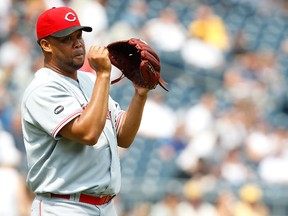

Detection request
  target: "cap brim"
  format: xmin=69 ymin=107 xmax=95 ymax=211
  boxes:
xmin=51 ymin=26 xmax=92 ymax=38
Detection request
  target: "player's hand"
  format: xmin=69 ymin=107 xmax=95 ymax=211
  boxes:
xmin=88 ymin=46 xmax=111 ymax=77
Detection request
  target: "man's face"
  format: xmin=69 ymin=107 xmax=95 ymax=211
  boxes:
xmin=46 ymin=30 xmax=86 ymax=73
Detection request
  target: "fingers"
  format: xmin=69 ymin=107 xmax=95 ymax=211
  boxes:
xmin=88 ymin=45 xmax=111 ymax=73
xmin=89 ymin=46 xmax=109 ymax=57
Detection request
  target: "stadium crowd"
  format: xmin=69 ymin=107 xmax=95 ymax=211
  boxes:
xmin=2 ymin=0 xmax=288 ymax=215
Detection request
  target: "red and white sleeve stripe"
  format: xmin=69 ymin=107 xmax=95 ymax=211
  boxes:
xmin=115 ymin=111 xmax=125 ymax=134
xmin=51 ymin=110 xmax=82 ymax=138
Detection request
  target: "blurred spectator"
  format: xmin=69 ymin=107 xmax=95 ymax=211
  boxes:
xmin=10 ymin=110 xmax=26 ymax=154
xmin=142 ymin=7 xmax=187 ymax=52
xmin=0 ymin=32 xmax=34 ymax=105
xmin=255 ymin=51 xmax=284 ymax=105
xmin=181 ymin=4 xmax=230 ymax=69
xmin=70 ymin=0 xmax=108 ymax=46
xmin=0 ymin=84 xmax=14 ymax=132
xmin=0 ymin=125 xmax=21 ymax=168
xmin=215 ymin=108 xmax=247 ymax=152
xmin=149 ymin=193 xmax=181 ymax=216
xmin=178 ymin=179 xmax=218 ymax=216
xmin=181 ymin=38 xmax=224 ymax=69
xmin=138 ymin=91 xmax=177 ymax=139
xmin=0 ymin=126 xmax=32 ymax=216
xmin=25 ymin=0 xmax=46 ymax=21
xmin=218 ymin=148 xmax=251 ymax=185
xmin=0 ymin=0 xmax=12 ymax=42
xmin=219 ymin=67 xmax=268 ymax=114
xmin=176 ymin=128 xmax=217 ymax=178
xmin=184 ymin=93 xmax=217 ymax=139
xmin=228 ymin=31 xmax=250 ymax=60
xmin=43 ymin=0 xmax=68 ymax=8
xmin=233 ymin=183 xmax=270 ymax=216
xmin=214 ymin=191 xmax=236 ymax=216
xmin=258 ymin=128 xmax=288 ymax=184
xmin=176 ymin=93 xmax=217 ymax=177
xmin=188 ymin=5 xmax=230 ymax=52
xmin=220 ymin=68 xmax=250 ymax=102
xmin=258 ymin=149 xmax=288 ymax=184
xmin=159 ymin=123 xmax=187 ymax=161
xmin=219 ymin=62 xmax=273 ymax=127
xmin=225 ymin=50 xmax=283 ymax=114
xmin=244 ymin=121 xmax=277 ymax=170
xmin=129 ymin=202 xmax=151 ymax=216
xmin=120 ymin=0 xmax=148 ymax=31
xmin=107 ymin=0 xmax=148 ymax=42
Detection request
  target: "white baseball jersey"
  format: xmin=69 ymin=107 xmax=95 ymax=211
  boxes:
xmin=21 ymin=68 xmax=125 ymax=196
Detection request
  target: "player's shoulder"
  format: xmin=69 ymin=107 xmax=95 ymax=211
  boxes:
xmin=26 ymin=68 xmax=60 ymax=86
xmin=22 ymin=68 xmax=65 ymax=102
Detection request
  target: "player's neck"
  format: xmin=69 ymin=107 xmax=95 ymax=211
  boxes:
xmin=44 ymin=63 xmax=78 ymax=80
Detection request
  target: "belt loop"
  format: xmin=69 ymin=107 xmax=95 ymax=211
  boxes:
xmin=74 ymin=193 xmax=80 ymax=202
xmin=70 ymin=194 xmax=75 ymax=201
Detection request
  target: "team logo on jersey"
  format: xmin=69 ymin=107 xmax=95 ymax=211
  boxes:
xmin=54 ymin=105 xmax=64 ymax=114
xmin=65 ymin=12 xmax=76 ymax=22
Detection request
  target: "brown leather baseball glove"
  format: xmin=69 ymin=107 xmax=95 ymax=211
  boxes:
xmin=107 ymin=38 xmax=168 ymax=91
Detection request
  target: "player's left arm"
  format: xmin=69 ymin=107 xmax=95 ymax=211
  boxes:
xmin=117 ymin=84 xmax=150 ymax=148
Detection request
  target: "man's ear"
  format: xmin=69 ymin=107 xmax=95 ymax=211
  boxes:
xmin=39 ymin=39 xmax=52 ymax=53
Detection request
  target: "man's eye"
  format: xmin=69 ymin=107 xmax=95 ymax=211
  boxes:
xmin=63 ymin=36 xmax=72 ymax=42
xmin=77 ymin=34 xmax=83 ymax=40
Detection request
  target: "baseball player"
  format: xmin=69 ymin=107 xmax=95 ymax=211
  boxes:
xmin=21 ymin=7 xmax=150 ymax=216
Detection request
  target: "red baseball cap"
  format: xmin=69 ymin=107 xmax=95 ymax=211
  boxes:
xmin=36 ymin=7 xmax=92 ymax=40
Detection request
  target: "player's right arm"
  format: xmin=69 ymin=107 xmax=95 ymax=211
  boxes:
xmin=58 ymin=46 xmax=111 ymax=146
